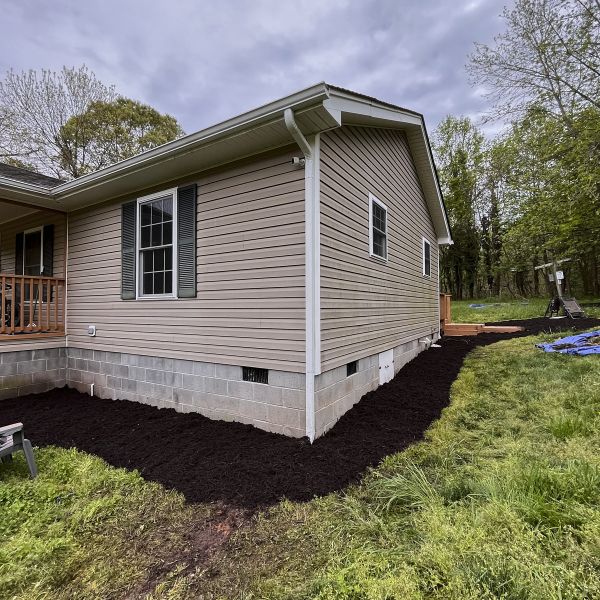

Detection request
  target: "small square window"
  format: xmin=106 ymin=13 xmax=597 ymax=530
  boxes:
xmin=347 ymin=360 xmax=358 ymax=377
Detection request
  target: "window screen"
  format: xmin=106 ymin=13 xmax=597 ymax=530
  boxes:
xmin=139 ymin=196 xmax=174 ymax=296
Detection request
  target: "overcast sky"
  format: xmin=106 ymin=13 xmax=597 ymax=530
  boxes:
xmin=1 ymin=0 xmax=511 ymax=136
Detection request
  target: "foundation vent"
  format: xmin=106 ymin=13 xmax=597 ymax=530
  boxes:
xmin=243 ymin=366 xmax=269 ymax=384
xmin=346 ymin=360 xmax=358 ymax=377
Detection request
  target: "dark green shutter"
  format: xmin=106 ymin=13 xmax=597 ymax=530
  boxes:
xmin=177 ymin=184 xmax=197 ymax=298
xmin=15 ymin=232 xmax=24 ymax=275
xmin=121 ymin=201 xmax=137 ymax=300
xmin=42 ymin=224 xmax=54 ymax=276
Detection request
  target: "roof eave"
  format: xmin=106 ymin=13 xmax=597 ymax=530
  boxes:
xmin=0 ymin=83 xmax=451 ymax=244
xmin=0 ymin=177 xmax=65 ymax=211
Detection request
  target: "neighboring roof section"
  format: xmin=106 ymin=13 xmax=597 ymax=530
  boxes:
xmin=0 ymin=162 xmax=64 ymax=188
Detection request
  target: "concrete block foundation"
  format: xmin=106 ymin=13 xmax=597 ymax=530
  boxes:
xmin=314 ymin=335 xmax=438 ymax=437
xmin=0 ymin=347 xmax=66 ymax=400
xmin=64 ymin=348 xmax=306 ymax=437
xmin=1 ymin=334 xmax=438 ymax=440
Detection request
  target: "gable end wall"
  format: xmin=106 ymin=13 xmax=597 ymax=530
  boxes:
xmin=319 ymin=125 xmax=440 ymax=373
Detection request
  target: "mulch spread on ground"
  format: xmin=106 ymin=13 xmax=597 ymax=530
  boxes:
xmin=1 ymin=317 xmax=599 ymax=509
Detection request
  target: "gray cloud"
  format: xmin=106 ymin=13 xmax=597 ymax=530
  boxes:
xmin=1 ymin=0 xmax=512 ymax=135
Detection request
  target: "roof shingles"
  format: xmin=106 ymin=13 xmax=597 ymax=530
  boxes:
xmin=0 ymin=163 xmax=64 ymax=188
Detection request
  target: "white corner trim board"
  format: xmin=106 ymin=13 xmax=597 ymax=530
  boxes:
xmin=284 ymin=108 xmax=321 ymax=442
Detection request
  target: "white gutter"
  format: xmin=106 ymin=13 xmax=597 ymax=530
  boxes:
xmin=284 ymin=108 xmax=321 ymax=442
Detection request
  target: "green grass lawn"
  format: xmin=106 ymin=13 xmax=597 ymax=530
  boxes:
xmin=450 ymin=297 xmax=600 ymax=323
xmin=2 ymin=327 xmax=600 ymax=599
xmin=202 ymin=331 xmax=600 ymax=600
xmin=0 ymin=448 xmax=212 ymax=599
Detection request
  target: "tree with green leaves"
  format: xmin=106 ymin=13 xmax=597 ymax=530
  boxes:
xmin=0 ymin=66 xmax=184 ymax=179
xmin=468 ymin=0 xmax=600 ymax=127
xmin=59 ymin=98 xmax=184 ymax=177
xmin=462 ymin=0 xmax=600 ymax=298
xmin=432 ymin=116 xmax=484 ymax=299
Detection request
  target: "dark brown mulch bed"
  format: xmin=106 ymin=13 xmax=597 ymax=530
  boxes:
xmin=1 ymin=317 xmax=598 ymax=509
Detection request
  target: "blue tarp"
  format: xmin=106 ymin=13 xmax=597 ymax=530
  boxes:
xmin=468 ymin=303 xmax=502 ymax=308
xmin=537 ymin=330 xmax=600 ymax=355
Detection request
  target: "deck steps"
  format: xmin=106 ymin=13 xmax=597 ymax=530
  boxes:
xmin=443 ymin=323 xmax=484 ymax=336
xmin=440 ymin=294 xmax=525 ymax=337
xmin=443 ymin=323 xmax=524 ymax=337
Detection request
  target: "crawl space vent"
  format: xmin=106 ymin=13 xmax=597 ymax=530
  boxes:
xmin=243 ymin=366 xmax=269 ymax=384
xmin=347 ymin=360 xmax=358 ymax=376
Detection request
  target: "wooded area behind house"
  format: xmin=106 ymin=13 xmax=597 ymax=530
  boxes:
xmin=433 ymin=0 xmax=600 ymax=299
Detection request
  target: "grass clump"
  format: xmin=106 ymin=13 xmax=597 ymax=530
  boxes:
xmin=450 ymin=297 xmax=600 ymax=323
xmin=0 ymin=447 xmax=208 ymax=600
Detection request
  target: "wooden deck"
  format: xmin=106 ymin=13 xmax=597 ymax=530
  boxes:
xmin=440 ymin=294 xmax=524 ymax=337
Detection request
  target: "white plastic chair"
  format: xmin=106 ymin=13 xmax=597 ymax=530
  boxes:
xmin=0 ymin=423 xmax=38 ymax=478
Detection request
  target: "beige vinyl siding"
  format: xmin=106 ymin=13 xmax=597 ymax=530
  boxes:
xmin=66 ymin=147 xmax=307 ymax=372
xmin=0 ymin=211 xmax=66 ymax=277
xmin=319 ymin=126 xmax=439 ymax=371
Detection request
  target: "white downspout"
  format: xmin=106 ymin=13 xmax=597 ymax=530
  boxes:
xmin=64 ymin=212 xmax=69 ymax=351
xmin=284 ymin=108 xmax=320 ymax=442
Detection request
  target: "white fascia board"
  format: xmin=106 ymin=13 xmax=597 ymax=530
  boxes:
xmin=324 ymin=95 xmax=423 ymax=127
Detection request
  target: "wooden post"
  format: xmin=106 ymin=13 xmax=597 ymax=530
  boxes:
xmin=10 ymin=276 xmax=15 ymax=334
xmin=45 ymin=279 xmax=49 ymax=331
xmin=1 ymin=276 xmax=5 ymax=335
xmin=19 ymin=277 xmax=24 ymax=333
xmin=440 ymin=293 xmax=452 ymax=330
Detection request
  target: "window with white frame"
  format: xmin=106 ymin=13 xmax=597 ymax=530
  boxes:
xmin=423 ymin=238 xmax=431 ymax=277
xmin=137 ymin=190 xmax=177 ymax=297
xmin=369 ymin=193 xmax=388 ymax=260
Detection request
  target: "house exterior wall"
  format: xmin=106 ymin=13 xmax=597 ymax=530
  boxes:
xmin=1 ymin=126 xmax=445 ymax=441
xmin=66 ymin=146 xmax=306 ymax=373
xmin=319 ymin=125 xmax=440 ymax=373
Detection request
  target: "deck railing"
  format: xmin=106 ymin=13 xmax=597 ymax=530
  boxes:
xmin=0 ymin=274 xmax=66 ymax=336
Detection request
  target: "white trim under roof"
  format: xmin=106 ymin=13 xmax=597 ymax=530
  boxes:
xmin=0 ymin=83 xmax=451 ymax=244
